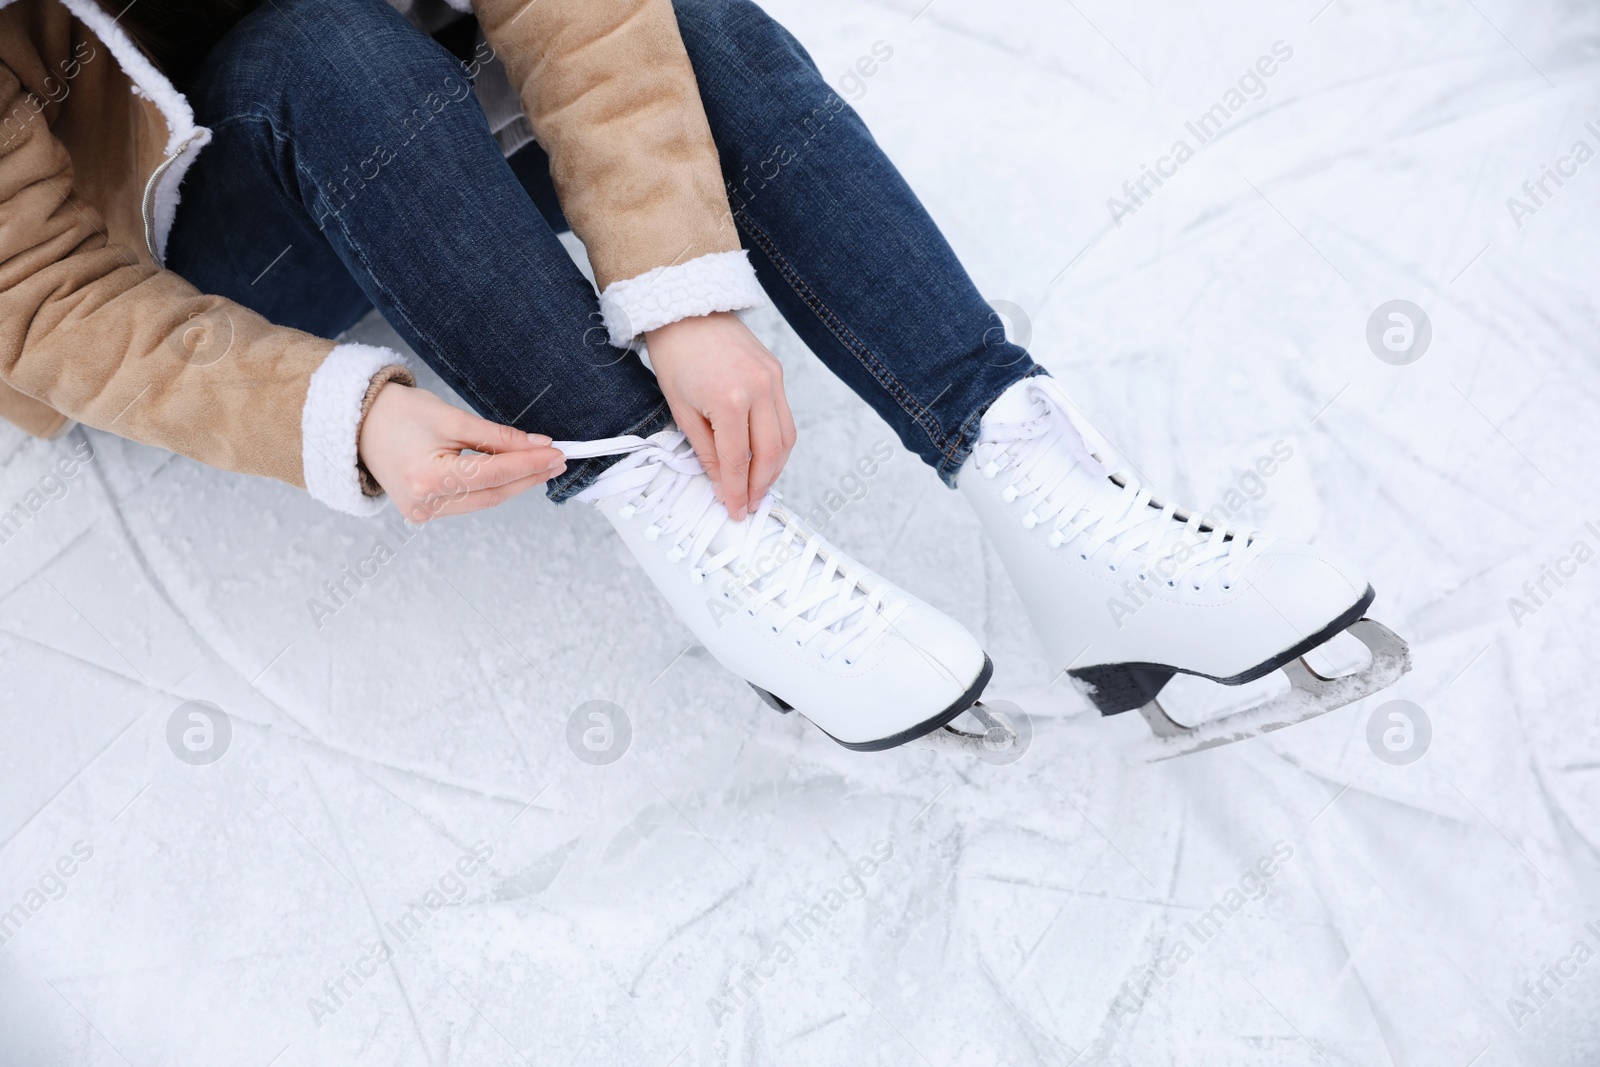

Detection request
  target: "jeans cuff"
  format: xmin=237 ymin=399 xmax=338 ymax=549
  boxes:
xmin=544 ymin=400 xmax=676 ymax=504
xmin=931 ymin=365 xmax=1048 ymax=489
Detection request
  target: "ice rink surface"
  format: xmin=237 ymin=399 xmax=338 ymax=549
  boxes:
xmin=4 ymin=0 xmax=1600 ymax=1063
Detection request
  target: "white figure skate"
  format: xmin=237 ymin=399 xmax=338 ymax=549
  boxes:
xmin=961 ymin=375 xmax=1411 ymax=760
xmin=559 ymin=430 xmax=1000 ymax=751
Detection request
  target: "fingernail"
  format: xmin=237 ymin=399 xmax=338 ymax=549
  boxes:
xmin=528 ymin=433 xmax=551 ymax=446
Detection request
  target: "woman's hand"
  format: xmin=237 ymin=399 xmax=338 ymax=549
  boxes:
xmin=358 ymin=383 xmax=567 ymax=522
xmin=644 ymin=312 xmax=797 ymax=521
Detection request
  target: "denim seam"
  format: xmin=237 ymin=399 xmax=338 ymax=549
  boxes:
xmin=679 ymin=7 xmax=970 ymax=474
xmin=940 ymin=408 xmax=986 ymax=487
xmin=733 ymin=209 xmax=963 ymax=469
xmin=942 ymin=365 xmax=1047 ymax=485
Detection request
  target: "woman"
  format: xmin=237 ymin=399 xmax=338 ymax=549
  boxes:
xmin=0 ymin=0 xmax=1401 ymax=752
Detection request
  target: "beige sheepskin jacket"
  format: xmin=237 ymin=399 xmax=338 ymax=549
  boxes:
xmin=0 ymin=0 xmax=762 ymax=513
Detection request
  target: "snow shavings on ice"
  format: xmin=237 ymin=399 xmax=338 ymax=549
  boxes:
xmin=2 ymin=1 xmax=1599 ymax=1064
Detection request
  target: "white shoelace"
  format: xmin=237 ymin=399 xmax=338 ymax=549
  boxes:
xmin=974 ymin=377 xmax=1274 ymax=591
xmin=557 ymin=430 xmax=894 ymax=663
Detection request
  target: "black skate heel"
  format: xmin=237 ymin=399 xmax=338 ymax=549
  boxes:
xmin=1067 ymin=663 xmax=1177 ymax=716
xmin=1062 ymin=587 xmax=1413 ymax=761
xmin=749 ymin=684 xmax=793 ymax=713
xmin=1069 ymin=585 xmax=1380 ymax=718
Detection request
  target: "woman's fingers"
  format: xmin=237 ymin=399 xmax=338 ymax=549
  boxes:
xmin=359 ymin=383 xmax=570 ymax=523
xmin=747 ymin=401 xmax=786 ymax=506
xmin=677 ymin=407 xmax=722 ymax=498
xmin=450 ymin=446 xmax=566 ymax=492
xmin=775 ymin=386 xmax=798 ymax=454
xmin=419 ymin=470 xmax=556 ymax=519
xmin=445 ymin=408 xmax=552 ymax=453
xmin=641 ymin=313 xmax=800 ymax=518
xmin=399 ymin=447 xmax=565 ymax=522
xmin=714 ymin=409 xmax=753 ymax=521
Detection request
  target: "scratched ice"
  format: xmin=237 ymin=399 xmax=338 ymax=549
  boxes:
xmin=2 ymin=1 xmax=1598 ymax=1064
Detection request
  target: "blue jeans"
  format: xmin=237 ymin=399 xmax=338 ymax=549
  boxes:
xmin=165 ymin=0 xmax=1039 ymax=502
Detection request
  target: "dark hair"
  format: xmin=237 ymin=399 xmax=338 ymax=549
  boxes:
xmin=96 ymin=0 xmax=264 ymax=84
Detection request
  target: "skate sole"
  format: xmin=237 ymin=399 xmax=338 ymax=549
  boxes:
xmin=1068 ymin=585 xmax=1377 ymax=716
xmin=749 ymin=655 xmax=995 ymax=752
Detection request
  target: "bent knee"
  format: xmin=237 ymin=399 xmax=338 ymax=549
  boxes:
xmin=193 ymin=0 xmax=459 ymax=119
xmin=672 ymin=0 xmax=795 ymax=59
xmin=672 ymin=0 xmax=829 ymax=102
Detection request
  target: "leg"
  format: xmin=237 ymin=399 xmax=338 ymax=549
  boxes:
xmin=668 ymin=1 xmax=1411 ymax=756
xmin=163 ymin=0 xmax=1002 ymax=754
xmin=671 ymin=0 xmax=1040 ymax=486
xmin=164 ymin=0 xmax=671 ymax=500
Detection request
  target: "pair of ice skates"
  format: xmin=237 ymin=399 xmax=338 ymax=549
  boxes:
xmin=556 ymin=375 xmax=1410 ymax=761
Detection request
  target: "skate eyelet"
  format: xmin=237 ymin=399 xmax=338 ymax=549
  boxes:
xmin=1166 ymin=579 xmax=1177 ymax=589
xmin=1137 ymin=572 xmax=1148 ymax=582
xmin=1221 ymin=582 xmax=1233 ymax=591
xmin=1107 ymin=563 xmax=1118 ymax=574
xmin=844 ymin=658 xmax=854 ymax=666
xmin=1079 ymin=552 xmax=1090 ymax=562
xmin=1190 ymin=583 xmax=1203 ymax=593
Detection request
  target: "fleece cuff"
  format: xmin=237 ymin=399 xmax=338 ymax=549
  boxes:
xmin=302 ymin=344 xmax=411 ymax=517
xmin=598 ymin=250 xmax=768 ymax=347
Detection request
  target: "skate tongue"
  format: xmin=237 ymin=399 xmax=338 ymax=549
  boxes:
xmin=978 ymin=379 xmax=1273 ymax=585
xmin=982 ymin=376 xmax=1047 ymax=426
xmin=568 ymin=429 xmax=885 ymax=653
xmin=979 ymin=376 xmax=1108 ymax=477
xmin=979 ymin=378 xmax=1062 ymax=463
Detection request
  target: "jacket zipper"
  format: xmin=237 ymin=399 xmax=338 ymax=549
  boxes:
xmin=141 ymin=132 xmax=205 ymax=263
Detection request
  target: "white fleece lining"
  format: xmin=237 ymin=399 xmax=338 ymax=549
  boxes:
xmin=439 ymin=0 xmax=473 ymax=11
xmin=48 ymin=0 xmax=201 ymax=156
xmin=302 ymin=344 xmax=410 ymax=517
xmin=9 ymin=0 xmax=401 ymax=513
xmin=599 ymin=250 xmax=768 ymax=347
xmin=149 ymin=133 xmax=213 ymax=263
xmin=32 ymin=0 xmax=214 ymax=263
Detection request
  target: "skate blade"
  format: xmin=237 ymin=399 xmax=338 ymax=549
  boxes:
xmin=915 ymin=701 xmax=1032 ymax=764
xmin=1131 ymin=619 xmax=1412 ymax=762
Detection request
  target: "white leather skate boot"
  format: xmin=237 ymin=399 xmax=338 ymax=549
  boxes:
xmin=559 ymin=429 xmax=992 ymax=751
xmin=960 ymin=375 xmax=1410 ymax=758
